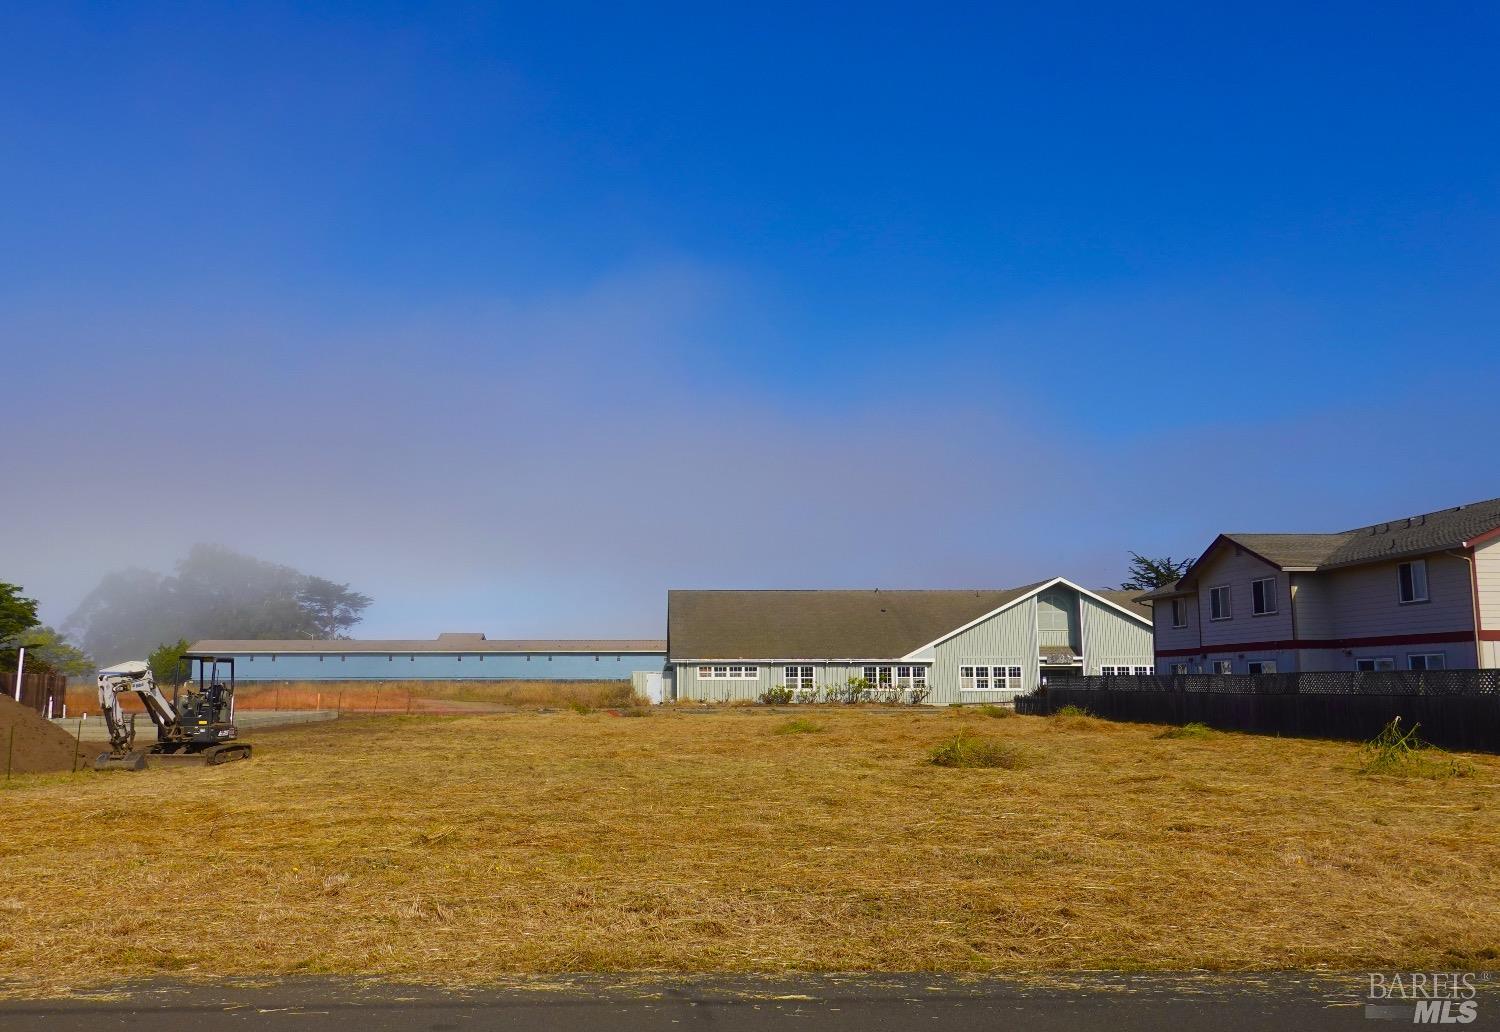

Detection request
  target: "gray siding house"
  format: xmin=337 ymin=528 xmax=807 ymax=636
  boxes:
xmin=667 ymin=578 xmax=1154 ymax=704
xmin=1141 ymin=496 xmax=1500 ymax=674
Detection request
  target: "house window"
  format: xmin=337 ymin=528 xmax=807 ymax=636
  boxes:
xmin=1100 ymin=666 xmax=1124 ymax=676
xmin=1355 ymin=657 xmax=1395 ymax=672
xmin=960 ymin=665 xmax=1021 ymax=692
xmin=862 ymin=665 xmax=894 ymax=689
xmin=1133 ymin=665 xmax=1154 ymax=675
xmin=1170 ymin=663 xmax=1189 ymax=675
xmin=1247 ymin=661 xmax=1276 ymax=675
xmin=1398 ymin=560 xmax=1429 ymax=604
xmin=1209 ymin=585 xmax=1232 ymax=621
xmin=1407 ymin=653 xmax=1446 ymax=671
xmin=895 ymin=666 xmax=927 ymax=692
xmin=1170 ymin=598 xmax=1188 ymax=628
xmin=1211 ymin=660 xmax=1234 ymax=675
xmin=699 ymin=665 xmax=758 ymax=680
xmin=784 ymin=666 xmax=814 ymax=692
xmin=1251 ymin=577 xmax=1277 ymax=616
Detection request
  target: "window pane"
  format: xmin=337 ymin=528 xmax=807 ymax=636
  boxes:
xmin=1413 ymin=561 xmax=1428 ymax=600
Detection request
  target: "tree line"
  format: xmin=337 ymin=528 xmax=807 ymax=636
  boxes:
xmin=3 ymin=544 xmax=373 ymax=678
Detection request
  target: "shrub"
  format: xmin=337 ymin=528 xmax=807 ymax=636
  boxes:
xmin=1359 ymin=717 xmax=1474 ymax=780
xmin=792 ymin=687 xmax=819 ymax=705
xmin=927 ymin=730 xmax=1029 ymax=769
xmin=907 ymin=685 xmax=932 ymax=706
xmin=774 ymin=718 xmax=825 ymax=735
xmin=567 ymin=700 xmax=594 ymax=715
xmin=759 ymin=685 xmax=795 ymax=705
xmin=976 ymin=704 xmax=1013 ymax=719
xmin=1055 ymin=704 xmax=1091 ymax=718
xmin=1157 ymin=722 xmax=1214 ymax=740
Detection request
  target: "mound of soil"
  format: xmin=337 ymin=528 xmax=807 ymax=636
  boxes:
xmin=0 ymin=695 xmax=86 ymax=774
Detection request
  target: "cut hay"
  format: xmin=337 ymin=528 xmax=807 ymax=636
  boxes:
xmin=1358 ymin=717 xmax=1475 ymax=780
xmin=928 ymin=729 xmax=1029 ymax=768
xmin=1 ymin=708 xmax=1497 ymax=993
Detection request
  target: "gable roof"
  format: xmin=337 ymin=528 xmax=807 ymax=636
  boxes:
xmin=668 ymin=580 xmax=1151 ymax=661
xmin=1156 ymin=496 xmax=1500 ymax=598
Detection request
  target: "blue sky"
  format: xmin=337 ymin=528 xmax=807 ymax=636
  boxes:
xmin=4 ymin=3 xmax=1499 ymax=639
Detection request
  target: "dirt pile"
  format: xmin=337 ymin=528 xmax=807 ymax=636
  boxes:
xmin=0 ymin=695 xmax=85 ymax=774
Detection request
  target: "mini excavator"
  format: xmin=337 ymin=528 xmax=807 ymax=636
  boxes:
xmin=93 ymin=659 xmax=252 ymax=770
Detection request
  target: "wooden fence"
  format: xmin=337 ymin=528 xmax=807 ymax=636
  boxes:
xmin=1019 ymin=672 xmax=1500 ymax=753
xmin=2 ymin=669 xmax=70 ymax=717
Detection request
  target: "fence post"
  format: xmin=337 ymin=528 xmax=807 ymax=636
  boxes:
xmin=337 ymin=689 xmax=343 ymax=714
xmin=373 ymin=687 xmax=380 ymax=714
xmin=406 ymin=687 xmax=413 ymax=715
xmin=73 ymin=716 xmax=84 ymax=774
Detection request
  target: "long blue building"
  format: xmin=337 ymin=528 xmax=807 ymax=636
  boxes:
xmin=185 ymin=633 xmax=666 ymax=682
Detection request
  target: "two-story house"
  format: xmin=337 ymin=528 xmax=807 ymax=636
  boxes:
xmin=1139 ymin=497 xmax=1500 ymax=674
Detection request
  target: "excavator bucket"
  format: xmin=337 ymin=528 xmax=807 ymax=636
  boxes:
xmin=93 ymin=751 xmax=149 ymax=772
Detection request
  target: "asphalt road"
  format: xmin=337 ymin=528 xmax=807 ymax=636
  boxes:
xmin=8 ymin=973 xmax=1490 ymax=1032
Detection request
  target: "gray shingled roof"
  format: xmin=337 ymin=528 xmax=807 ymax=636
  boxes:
xmin=668 ymin=582 xmax=1150 ymax=661
xmin=187 ymin=637 xmax=666 ymax=655
xmin=1156 ymin=496 xmax=1500 ymax=599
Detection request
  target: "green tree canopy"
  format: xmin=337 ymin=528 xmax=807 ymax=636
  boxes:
xmin=5 ymin=626 xmax=94 ymax=678
xmin=0 ymin=582 xmax=40 ymax=642
xmin=1120 ymin=552 xmax=1192 ymax=592
xmin=148 ymin=639 xmax=192 ymax=685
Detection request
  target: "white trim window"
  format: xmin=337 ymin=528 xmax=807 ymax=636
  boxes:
xmin=862 ymin=665 xmax=894 ymax=691
xmin=1247 ymin=661 xmax=1276 ymax=675
xmin=784 ymin=666 xmax=814 ymax=692
xmin=960 ymin=664 xmax=1022 ymax=692
xmin=699 ymin=665 xmax=759 ymax=680
xmin=895 ymin=665 xmax=927 ymax=692
xmin=1407 ymin=653 xmax=1446 ymax=671
xmin=1133 ymin=665 xmax=1154 ymax=675
xmin=1209 ymin=585 xmax=1232 ymax=621
xmin=1211 ymin=660 xmax=1234 ymax=675
xmin=1355 ymin=657 xmax=1395 ymax=672
xmin=1101 ymin=664 xmax=1153 ymax=676
xmin=1251 ymin=576 xmax=1277 ymax=616
xmin=1170 ymin=598 xmax=1188 ymax=628
xmin=1397 ymin=560 xmax=1429 ymax=604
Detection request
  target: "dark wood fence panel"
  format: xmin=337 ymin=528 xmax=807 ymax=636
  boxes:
xmin=2 ymin=670 xmax=69 ymax=717
xmin=1022 ymin=673 xmax=1500 ymax=753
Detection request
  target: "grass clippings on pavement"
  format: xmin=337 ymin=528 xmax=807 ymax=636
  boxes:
xmin=1 ymin=708 xmax=1497 ymax=992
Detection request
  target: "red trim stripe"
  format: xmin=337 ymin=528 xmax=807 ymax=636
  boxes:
xmin=1480 ymin=629 xmax=1500 ymax=641
xmin=1155 ymin=629 xmax=1474 ymax=658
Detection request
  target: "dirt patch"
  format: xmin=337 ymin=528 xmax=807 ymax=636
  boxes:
xmin=0 ymin=696 xmax=86 ymax=774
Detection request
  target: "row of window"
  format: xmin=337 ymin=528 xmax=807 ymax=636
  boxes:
xmin=1167 ymin=654 xmax=1446 ymax=675
xmin=698 ymin=665 xmax=759 ymax=680
xmin=959 ymin=665 xmax=1023 ymax=692
xmin=1170 ymin=559 xmax=1433 ymax=629
xmin=1099 ymin=665 xmax=1154 ymax=676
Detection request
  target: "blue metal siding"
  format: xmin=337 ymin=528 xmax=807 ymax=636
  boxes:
xmin=222 ymin=651 xmax=667 ymax=681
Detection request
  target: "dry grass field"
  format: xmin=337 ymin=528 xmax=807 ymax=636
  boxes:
xmin=2 ymin=707 xmax=1497 ymax=993
xmin=60 ymin=679 xmax=639 ymax=716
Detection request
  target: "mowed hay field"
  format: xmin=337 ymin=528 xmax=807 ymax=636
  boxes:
xmin=2 ymin=708 xmax=1498 ymax=991
xmin=60 ymin=679 xmax=641 ymax=716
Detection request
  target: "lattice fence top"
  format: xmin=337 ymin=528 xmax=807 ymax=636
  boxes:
xmin=1044 ymin=671 xmax=1500 ymax=696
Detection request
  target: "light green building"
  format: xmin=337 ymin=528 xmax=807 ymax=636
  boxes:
xmin=666 ymin=578 xmax=1154 ymax=704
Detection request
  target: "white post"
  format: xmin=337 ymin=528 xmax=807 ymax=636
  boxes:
xmin=12 ymin=647 xmax=24 ymax=702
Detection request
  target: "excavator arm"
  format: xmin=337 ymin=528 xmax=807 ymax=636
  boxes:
xmin=97 ymin=661 xmax=180 ymax=755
